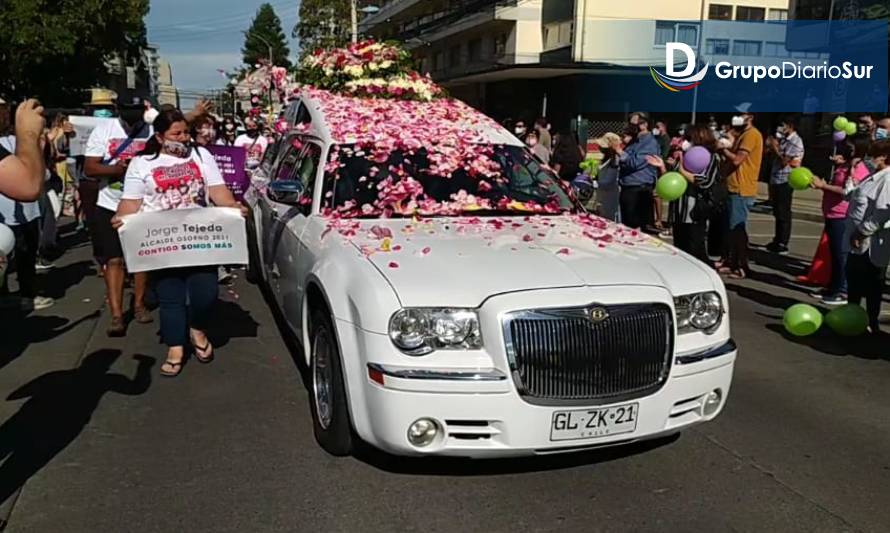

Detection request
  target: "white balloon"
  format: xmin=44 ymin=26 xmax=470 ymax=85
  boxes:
xmin=0 ymin=223 xmax=14 ymax=256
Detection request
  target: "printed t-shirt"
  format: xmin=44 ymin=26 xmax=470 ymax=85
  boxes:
xmin=122 ymin=147 xmax=224 ymax=213
xmin=85 ymin=119 xmax=152 ymax=211
xmin=234 ymin=134 xmax=268 ymax=169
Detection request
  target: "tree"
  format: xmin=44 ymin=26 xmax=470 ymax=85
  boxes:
xmin=242 ymin=3 xmax=292 ymax=69
xmin=294 ymin=0 xmax=350 ymax=61
xmin=0 ymin=0 xmax=149 ymax=106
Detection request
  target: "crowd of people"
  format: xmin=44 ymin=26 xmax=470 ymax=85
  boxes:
xmin=564 ymin=108 xmax=890 ymax=335
xmin=0 ymin=93 xmax=277 ymax=377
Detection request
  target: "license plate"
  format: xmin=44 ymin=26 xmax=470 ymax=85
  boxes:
xmin=550 ymin=403 xmax=639 ymax=441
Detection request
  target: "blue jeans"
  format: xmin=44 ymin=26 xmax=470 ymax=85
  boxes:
xmin=728 ymin=194 xmax=754 ymax=231
xmin=725 ymin=194 xmax=755 ymax=272
xmin=825 ymin=218 xmax=849 ymax=295
xmin=153 ymin=267 xmax=217 ymax=347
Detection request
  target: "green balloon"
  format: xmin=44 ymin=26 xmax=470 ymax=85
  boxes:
xmin=783 ymin=303 xmax=823 ymax=337
xmin=844 ymin=122 xmax=858 ymax=136
xmin=833 ymin=116 xmax=849 ymax=131
xmin=655 ymin=171 xmax=688 ymax=201
xmin=825 ymin=304 xmax=869 ymax=336
xmin=788 ymin=166 xmax=813 ymax=190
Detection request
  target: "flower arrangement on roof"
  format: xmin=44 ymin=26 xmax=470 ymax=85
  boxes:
xmin=298 ymin=40 xmax=443 ymax=102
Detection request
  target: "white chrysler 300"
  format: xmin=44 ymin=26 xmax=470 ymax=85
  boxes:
xmin=245 ymin=92 xmax=737 ymax=458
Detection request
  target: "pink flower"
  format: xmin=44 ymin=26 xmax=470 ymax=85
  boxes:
xmin=388 ymin=261 xmax=399 ymax=269
xmin=522 ymin=234 xmax=533 ymax=242
xmin=556 ymin=248 xmax=571 ymax=255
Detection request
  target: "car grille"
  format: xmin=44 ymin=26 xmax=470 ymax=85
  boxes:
xmin=503 ymin=303 xmax=673 ymax=404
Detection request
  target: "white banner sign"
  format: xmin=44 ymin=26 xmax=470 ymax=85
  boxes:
xmin=68 ymin=116 xmax=115 ymax=157
xmin=118 ymin=207 xmax=248 ymax=273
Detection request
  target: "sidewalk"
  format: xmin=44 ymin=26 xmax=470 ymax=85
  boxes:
xmin=0 ymin=226 xmax=313 ymax=532
xmin=754 ymin=181 xmax=823 ymax=224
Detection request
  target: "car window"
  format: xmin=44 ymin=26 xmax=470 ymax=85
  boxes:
xmin=260 ymin=136 xmax=283 ymax=176
xmin=274 ymin=144 xmax=301 ymax=182
xmin=297 ymin=141 xmax=321 ymax=208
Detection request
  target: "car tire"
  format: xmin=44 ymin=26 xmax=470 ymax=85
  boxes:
xmin=309 ymin=307 xmax=353 ymax=456
xmin=245 ymin=216 xmax=263 ymax=285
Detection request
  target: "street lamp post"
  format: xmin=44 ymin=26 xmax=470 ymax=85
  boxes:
xmin=351 ymin=2 xmax=381 ymax=44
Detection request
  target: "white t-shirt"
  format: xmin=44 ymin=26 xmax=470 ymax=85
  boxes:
xmin=84 ymin=119 xmax=152 ymax=211
xmin=0 ymin=136 xmax=40 ymax=225
xmin=234 ymin=134 xmax=268 ymax=169
xmin=122 ymin=147 xmax=225 ymax=213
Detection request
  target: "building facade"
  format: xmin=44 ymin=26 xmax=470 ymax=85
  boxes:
xmin=362 ymin=0 xmax=792 ymax=130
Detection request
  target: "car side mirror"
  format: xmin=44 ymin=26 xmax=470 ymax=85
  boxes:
xmin=267 ymin=180 xmax=304 ymax=206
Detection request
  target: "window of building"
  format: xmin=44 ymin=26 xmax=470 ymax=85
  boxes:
xmin=705 ymin=38 xmax=730 ymax=55
xmin=732 ymin=39 xmax=762 ymax=56
xmin=654 ymin=21 xmax=699 ymax=47
xmin=767 ymin=8 xmax=788 ymax=21
xmin=736 ymin=6 xmax=765 ymax=21
xmin=449 ymin=45 xmax=462 ymax=68
xmin=708 ymin=4 xmax=733 ymax=20
xmin=494 ymin=33 xmax=507 ymax=58
xmin=468 ymin=38 xmax=482 ymax=62
xmin=543 ymin=20 xmax=573 ymax=50
xmin=434 ymin=51 xmax=445 ymax=72
xmin=763 ymin=41 xmax=789 ymax=57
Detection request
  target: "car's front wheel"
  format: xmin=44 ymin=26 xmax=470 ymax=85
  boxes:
xmin=309 ymin=308 xmax=353 ymax=456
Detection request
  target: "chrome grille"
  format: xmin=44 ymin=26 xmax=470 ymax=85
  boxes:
xmin=503 ymin=304 xmax=673 ymax=404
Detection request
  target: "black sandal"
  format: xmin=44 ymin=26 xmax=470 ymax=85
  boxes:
xmin=191 ymin=334 xmax=214 ymax=364
xmin=160 ymin=359 xmax=184 ymax=377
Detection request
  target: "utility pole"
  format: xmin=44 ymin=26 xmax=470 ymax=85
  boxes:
xmin=351 ymin=0 xmax=358 ymax=44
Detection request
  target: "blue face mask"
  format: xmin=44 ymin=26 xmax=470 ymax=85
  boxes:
xmin=876 ymin=128 xmax=888 ymax=140
xmin=93 ymin=109 xmax=114 ymax=118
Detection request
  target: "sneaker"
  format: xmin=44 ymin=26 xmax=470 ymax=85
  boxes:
xmin=820 ymin=294 xmax=848 ymax=306
xmin=35 ymin=259 xmax=55 ymax=272
xmin=30 ymin=296 xmax=55 ymax=310
xmin=810 ymin=289 xmax=827 ymax=299
xmin=765 ymin=242 xmax=789 ymax=255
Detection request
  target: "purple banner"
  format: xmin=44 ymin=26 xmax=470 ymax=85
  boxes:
xmin=207 ymin=145 xmax=248 ymax=201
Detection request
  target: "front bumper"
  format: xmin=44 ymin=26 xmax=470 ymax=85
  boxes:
xmin=349 ymin=338 xmax=735 ymax=458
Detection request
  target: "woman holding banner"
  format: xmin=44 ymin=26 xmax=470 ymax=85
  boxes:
xmin=113 ymin=108 xmax=244 ymax=377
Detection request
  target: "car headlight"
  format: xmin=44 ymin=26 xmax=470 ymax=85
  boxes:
xmin=674 ymin=292 xmax=723 ymax=333
xmin=389 ymin=308 xmax=482 ymax=355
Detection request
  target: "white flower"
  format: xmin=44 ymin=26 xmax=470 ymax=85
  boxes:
xmin=344 ymin=65 xmax=364 ymax=78
xmin=379 ymin=60 xmax=393 ymax=70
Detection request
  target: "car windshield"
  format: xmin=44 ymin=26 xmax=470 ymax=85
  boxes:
xmin=323 ymin=144 xmax=580 ymax=218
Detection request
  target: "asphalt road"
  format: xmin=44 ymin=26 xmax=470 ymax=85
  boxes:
xmin=1 ymin=216 xmax=888 ymax=533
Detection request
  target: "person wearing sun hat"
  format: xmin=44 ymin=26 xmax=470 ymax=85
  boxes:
xmin=594 ymin=132 xmax=622 ymax=221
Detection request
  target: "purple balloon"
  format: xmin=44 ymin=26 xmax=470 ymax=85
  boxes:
xmin=682 ymin=146 xmax=711 ymax=174
xmin=833 ymin=130 xmax=847 ymax=142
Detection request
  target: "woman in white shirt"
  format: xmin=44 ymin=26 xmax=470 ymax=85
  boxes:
xmin=113 ymin=108 xmax=243 ymax=377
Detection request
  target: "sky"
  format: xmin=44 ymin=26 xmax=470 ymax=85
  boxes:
xmin=146 ymin=0 xmax=300 ymax=105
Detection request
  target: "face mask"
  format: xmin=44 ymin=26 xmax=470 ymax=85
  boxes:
xmin=199 ymin=127 xmax=216 ymax=140
xmin=731 ymin=116 xmax=745 ymax=127
xmin=876 ymin=128 xmax=888 ymax=140
xmin=162 ymin=139 xmax=191 ymax=158
xmin=144 ymin=108 xmax=159 ymax=125
xmin=225 ymin=123 xmax=235 ymax=132
xmin=527 ymin=138 xmax=538 ymax=147
xmin=93 ymin=109 xmax=113 ymax=118
xmin=652 ymin=128 xmax=661 ymax=136
xmin=680 ymin=140 xmax=692 ymax=152
xmin=514 ymin=127 xmax=526 ymax=135
xmin=246 ymin=128 xmax=259 ymax=138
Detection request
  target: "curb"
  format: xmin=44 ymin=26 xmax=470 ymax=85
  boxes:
xmin=752 ymin=201 xmax=825 ymax=224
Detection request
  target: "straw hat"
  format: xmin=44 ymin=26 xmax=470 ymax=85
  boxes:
xmin=85 ymin=88 xmax=118 ymax=106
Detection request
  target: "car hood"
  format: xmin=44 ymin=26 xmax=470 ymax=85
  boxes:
xmin=337 ymin=215 xmax=712 ymax=308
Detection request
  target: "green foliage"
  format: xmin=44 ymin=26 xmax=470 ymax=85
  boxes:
xmin=242 ymin=3 xmax=292 ymax=69
xmin=294 ymin=0 xmax=351 ymax=61
xmin=0 ymin=0 xmax=149 ymax=105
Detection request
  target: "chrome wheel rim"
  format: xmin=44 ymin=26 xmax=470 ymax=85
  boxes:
xmin=312 ymin=327 xmax=334 ymax=430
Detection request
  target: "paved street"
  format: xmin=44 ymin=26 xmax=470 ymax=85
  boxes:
xmin=1 ymin=216 xmax=888 ymax=533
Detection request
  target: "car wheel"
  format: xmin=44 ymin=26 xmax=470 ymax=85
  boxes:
xmin=309 ymin=307 xmax=353 ymax=456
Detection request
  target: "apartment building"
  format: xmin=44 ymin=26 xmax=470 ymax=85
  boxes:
xmin=362 ymin=0 xmax=792 ymax=127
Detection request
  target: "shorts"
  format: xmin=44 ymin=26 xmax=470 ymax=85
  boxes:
xmin=91 ymin=207 xmax=123 ymax=262
xmin=727 ymin=194 xmax=754 ymax=231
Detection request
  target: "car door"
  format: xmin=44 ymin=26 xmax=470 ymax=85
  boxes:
xmin=257 ymin=137 xmax=301 ymax=289
xmin=267 ymin=137 xmax=323 ymax=330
